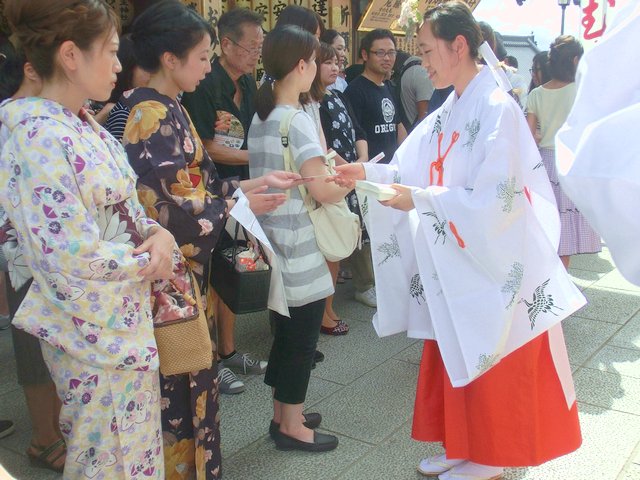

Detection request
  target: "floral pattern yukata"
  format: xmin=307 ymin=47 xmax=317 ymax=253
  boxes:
xmin=0 ymin=97 xmax=164 ymax=479
xmin=122 ymin=87 xmax=237 ymax=480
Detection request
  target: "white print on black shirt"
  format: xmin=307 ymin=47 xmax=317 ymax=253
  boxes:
xmin=375 ymin=98 xmax=396 ymax=133
xmin=374 ymin=123 xmax=397 ymax=133
xmin=382 ymin=98 xmax=395 ymax=123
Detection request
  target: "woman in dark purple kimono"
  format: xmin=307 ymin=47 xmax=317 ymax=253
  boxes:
xmin=121 ymin=2 xmax=304 ymax=478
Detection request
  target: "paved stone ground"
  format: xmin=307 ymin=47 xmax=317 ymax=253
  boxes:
xmin=1 ymin=247 xmax=639 ymax=479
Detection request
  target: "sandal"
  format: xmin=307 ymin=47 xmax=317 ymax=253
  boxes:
xmin=320 ymin=320 xmax=349 ymax=336
xmin=418 ymin=454 xmax=465 ymax=476
xmin=27 ymin=438 xmax=66 ymax=473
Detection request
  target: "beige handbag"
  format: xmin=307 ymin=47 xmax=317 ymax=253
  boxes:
xmin=152 ymin=253 xmax=213 ymax=376
xmin=280 ymin=109 xmax=361 ymax=262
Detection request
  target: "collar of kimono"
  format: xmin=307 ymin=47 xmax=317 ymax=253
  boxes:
xmin=429 ymin=130 xmax=460 ymax=186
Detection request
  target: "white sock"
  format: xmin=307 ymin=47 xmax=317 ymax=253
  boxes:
xmin=439 ymin=461 xmax=503 ymax=479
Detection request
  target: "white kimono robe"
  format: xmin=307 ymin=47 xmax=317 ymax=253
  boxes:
xmin=557 ymin=1 xmax=640 ymax=285
xmin=360 ymin=67 xmax=586 ymax=393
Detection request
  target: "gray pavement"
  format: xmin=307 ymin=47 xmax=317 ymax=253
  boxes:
xmin=1 ymin=247 xmax=639 ymax=479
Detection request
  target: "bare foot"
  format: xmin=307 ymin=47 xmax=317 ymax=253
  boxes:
xmin=321 ymin=312 xmax=338 ymax=329
xmin=324 ymin=308 xmax=341 ymax=322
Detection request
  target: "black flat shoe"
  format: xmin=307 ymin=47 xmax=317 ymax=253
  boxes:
xmin=311 ymin=350 xmax=324 ymax=369
xmin=273 ymin=430 xmax=338 ymax=452
xmin=269 ymin=413 xmax=322 ymax=439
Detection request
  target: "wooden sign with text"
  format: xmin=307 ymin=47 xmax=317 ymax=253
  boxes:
xmin=358 ymin=0 xmax=481 ymax=34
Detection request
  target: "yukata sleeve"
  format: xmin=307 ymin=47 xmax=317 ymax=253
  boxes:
xmin=4 ymin=129 xmax=151 ymax=326
xmin=124 ymin=104 xmax=229 ymax=249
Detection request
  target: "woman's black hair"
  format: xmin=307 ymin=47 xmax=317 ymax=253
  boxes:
xmin=255 ymin=25 xmax=318 ymax=120
xmin=108 ymin=34 xmax=138 ymax=103
xmin=130 ymin=0 xmax=215 ymax=73
xmin=549 ymin=35 xmax=583 ymax=83
xmin=422 ymin=0 xmax=483 ymax=60
xmin=529 ymin=50 xmax=551 ymax=92
xmin=0 ymin=36 xmax=25 ymax=101
xmin=274 ymin=5 xmax=319 ymax=36
xmin=320 ymin=28 xmax=340 ymax=45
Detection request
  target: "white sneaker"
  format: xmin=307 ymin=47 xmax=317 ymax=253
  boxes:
xmin=354 ymin=287 xmax=377 ymax=308
xmin=438 ymin=461 xmax=503 ymax=480
xmin=418 ymin=453 xmax=465 ymax=476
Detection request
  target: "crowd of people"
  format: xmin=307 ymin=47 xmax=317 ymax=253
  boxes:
xmin=0 ymin=0 xmax=624 ymax=478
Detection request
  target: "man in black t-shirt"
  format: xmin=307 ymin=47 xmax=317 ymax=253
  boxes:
xmin=181 ymin=9 xmax=267 ymax=395
xmin=344 ymin=29 xmax=406 ymax=165
xmin=182 ymin=9 xmax=261 ymax=181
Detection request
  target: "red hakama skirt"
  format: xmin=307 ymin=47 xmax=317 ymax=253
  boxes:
xmin=412 ymin=333 xmax=581 ymax=466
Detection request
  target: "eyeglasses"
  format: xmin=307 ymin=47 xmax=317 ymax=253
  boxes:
xmin=370 ymin=49 xmax=397 ymax=59
xmin=226 ymin=37 xmax=262 ymax=57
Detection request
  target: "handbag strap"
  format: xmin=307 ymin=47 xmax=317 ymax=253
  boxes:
xmin=279 ymin=108 xmax=335 ymax=214
xmin=229 ymin=219 xmax=270 ymax=267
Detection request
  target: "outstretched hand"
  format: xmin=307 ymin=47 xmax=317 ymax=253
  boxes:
xmin=380 ymin=184 xmax=415 ymax=211
xmin=263 ymin=171 xmax=311 ymax=190
xmin=327 ymin=163 xmax=366 ymax=189
xmin=246 ymin=185 xmax=288 ymax=215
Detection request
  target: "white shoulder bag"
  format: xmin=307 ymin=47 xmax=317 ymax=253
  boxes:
xmin=279 ymin=109 xmax=361 ymax=262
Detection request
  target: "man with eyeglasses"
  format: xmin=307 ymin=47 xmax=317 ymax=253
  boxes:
xmin=182 ymin=8 xmax=268 ymax=396
xmin=343 ymin=29 xmax=406 ymax=309
xmin=344 ymin=29 xmax=407 ymax=170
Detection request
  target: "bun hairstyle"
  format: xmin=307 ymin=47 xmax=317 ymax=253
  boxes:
xmin=549 ymin=35 xmax=583 ymax=83
xmin=130 ymin=0 xmax=215 ymax=74
xmin=320 ymin=29 xmax=340 ymax=45
xmin=3 ymin=0 xmax=119 ymax=80
xmin=422 ymin=0 xmax=482 ymax=60
xmin=255 ymin=25 xmax=318 ymax=120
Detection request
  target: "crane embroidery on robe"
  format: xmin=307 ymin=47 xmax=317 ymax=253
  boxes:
xmin=409 ymin=273 xmax=426 ymax=305
xmin=423 ymin=211 xmax=447 ymax=244
xmin=502 ymin=262 xmax=524 ymax=308
xmin=360 ymin=196 xmax=369 ymax=218
xmin=496 ymin=177 xmax=524 ymax=213
xmin=463 ymin=118 xmax=480 ymax=151
xmin=377 ymin=233 xmax=400 ymax=265
xmin=430 ymin=113 xmax=443 ymax=142
xmin=519 ymin=279 xmax=563 ymax=329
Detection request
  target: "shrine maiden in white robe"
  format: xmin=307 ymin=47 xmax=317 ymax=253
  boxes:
xmin=557 ymin=1 xmax=640 ymax=286
xmin=359 ymin=66 xmax=586 ymax=397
